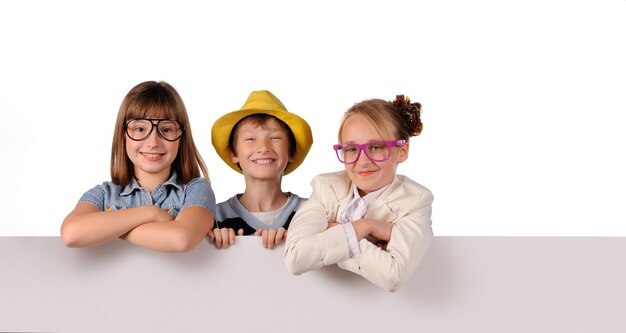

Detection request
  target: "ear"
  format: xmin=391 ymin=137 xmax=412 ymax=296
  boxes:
xmin=288 ymin=152 xmax=296 ymax=163
xmin=230 ymin=150 xmax=239 ymax=164
xmin=397 ymin=143 xmax=409 ymax=163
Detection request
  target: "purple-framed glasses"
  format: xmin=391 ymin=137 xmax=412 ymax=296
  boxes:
xmin=333 ymin=140 xmax=406 ymax=164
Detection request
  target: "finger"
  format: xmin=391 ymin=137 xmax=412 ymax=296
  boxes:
xmin=220 ymin=228 xmax=231 ymax=248
xmin=237 ymin=228 xmax=244 ymax=236
xmin=207 ymin=229 xmax=215 ymax=242
xmin=228 ymin=228 xmax=236 ymax=245
xmin=261 ymin=229 xmax=269 ymax=248
xmin=266 ymin=229 xmax=277 ymax=249
xmin=213 ymin=228 xmax=222 ymax=248
xmin=254 ymin=228 xmax=263 ymax=236
xmin=275 ymin=227 xmax=287 ymax=245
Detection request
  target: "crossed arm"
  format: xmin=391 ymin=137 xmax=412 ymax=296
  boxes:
xmin=284 ymin=199 xmax=432 ymax=291
xmin=284 ymin=177 xmax=433 ymax=291
xmin=61 ymin=203 xmax=214 ymax=252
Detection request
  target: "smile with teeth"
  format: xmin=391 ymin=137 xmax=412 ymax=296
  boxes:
xmin=141 ymin=152 xmax=164 ymax=158
xmin=252 ymin=158 xmax=276 ymax=165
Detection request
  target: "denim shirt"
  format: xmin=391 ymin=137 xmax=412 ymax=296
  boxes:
xmin=79 ymin=172 xmax=216 ymax=217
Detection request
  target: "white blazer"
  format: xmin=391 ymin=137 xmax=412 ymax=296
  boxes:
xmin=284 ymin=171 xmax=433 ymax=291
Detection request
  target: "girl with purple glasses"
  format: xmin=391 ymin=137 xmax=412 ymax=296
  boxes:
xmin=284 ymin=96 xmax=433 ymax=291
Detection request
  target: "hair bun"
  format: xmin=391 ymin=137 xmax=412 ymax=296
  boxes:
xmin=392 ymin=95 xmax=422 ymax=136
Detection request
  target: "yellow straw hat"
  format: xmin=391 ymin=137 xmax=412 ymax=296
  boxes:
xmin=211 ymin=90 xmax=313 ymax=175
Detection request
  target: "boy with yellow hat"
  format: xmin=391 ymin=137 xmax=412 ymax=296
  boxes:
xmin=209 ymin=90 xmax=313 ymax=249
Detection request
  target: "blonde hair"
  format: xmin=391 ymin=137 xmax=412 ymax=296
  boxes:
xmin=338 ymin=96 xmax=422 ymax=142
xmin=110 ymin=81 xmax=208 ymax=186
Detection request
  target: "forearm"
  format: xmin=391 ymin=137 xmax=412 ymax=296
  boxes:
xmin=342 ymin=185 xmax=435 ymax=291
xmin=285 ymin=174 xmax=356 ymax=273
xmin=341 ymin=218 xmax=432 ymax=292
xmin=61 ymin=205 xmax=161 ymax=248
xmin=351 ymin=219 xmax=371 ymax=240
xmin=285 ymin=220 xmax=351 ymax=274
xmin=121 ymin=220 xmax=208 ymax=252
xmin=122 ymin=206 xmax=213 ymax=253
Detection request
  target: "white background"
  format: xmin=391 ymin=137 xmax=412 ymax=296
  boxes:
xmin=1 ymin=0 xmax=625 ymax=236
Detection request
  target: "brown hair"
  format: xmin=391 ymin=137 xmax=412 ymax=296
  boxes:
xmin=110 ymin=81 xmax=208 ymax=186
xmin=228 ymin=114 xmax=296 ymax=170
xmin=338 ymin=95 xmax=422 ymax=142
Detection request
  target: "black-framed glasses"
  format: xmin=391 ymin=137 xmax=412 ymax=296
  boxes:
xmin=333 ymin=140 xmax=406 ymax=164
xmin=124 ymin=118 xmax=183 ymax=142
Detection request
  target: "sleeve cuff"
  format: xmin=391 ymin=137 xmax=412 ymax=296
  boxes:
xmin=342 ymin=222 xmax=362 ymax=258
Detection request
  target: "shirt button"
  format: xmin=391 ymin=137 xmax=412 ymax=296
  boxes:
xmin=358 ymin=199 xmax=365 ymax=206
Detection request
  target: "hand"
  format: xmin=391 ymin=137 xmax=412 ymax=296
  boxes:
xmin=118 ymin=206 xmax=174 ymax=240
xmin=207 ymin=228 xmax=243 ymax=249
xmin=254 ymin=227 xmax=287 ymax=249
xmin=367 ymin=218 xmax=393 ymax=243
xmin=327 ymin=222 xmax=339 ymax=229
xmin=146 ymin=205 xmax=175 ymax=222
xmin=353 ymin=218 xmax=393 ymax=243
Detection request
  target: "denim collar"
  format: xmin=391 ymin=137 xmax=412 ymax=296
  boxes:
xmin=120 ymin=171 xmax=182 ymax=196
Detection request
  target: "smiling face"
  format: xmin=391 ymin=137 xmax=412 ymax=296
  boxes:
xmin=125 ymin=119 xmax=180 ymax=184
xmin=230 ymin=117 xmax=294 ymax=181
xmin=339 ymin=114 xmax=408 ymax=196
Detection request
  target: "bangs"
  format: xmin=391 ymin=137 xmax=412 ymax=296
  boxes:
xmin=125 ymin=89 xmax=179 ymax=121
xmin=239 ymin=114 xmax=272 ymax=128
xmin=245 ymin=114 xmax=287 ymax=131
xmin=234 ymin=114 xmax=290 ymax=135
xmin=126 ymin=104 xmax=178 ymax=121
xmin=368 ymin=115 xmax=396 ymax=140
xmin=340 ymin=106 xmax=396 ymax=141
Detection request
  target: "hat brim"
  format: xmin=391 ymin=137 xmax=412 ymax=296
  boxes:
xmin=211 ymin=108 xmax=313 ymax=175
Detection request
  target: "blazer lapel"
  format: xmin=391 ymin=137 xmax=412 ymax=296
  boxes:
xmin=328 ymin=173 xmax=353 ymax=222
xmin=366 ymin=176 xmax=405 ymax=222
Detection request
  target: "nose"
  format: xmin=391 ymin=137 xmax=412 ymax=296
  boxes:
xmin=355 ymin=147 xmax=371 ymax=165
xmin=255 ymin=138 xmax=270 ymax=153
xmin=144 ymin=127 xmax=161 ymax=146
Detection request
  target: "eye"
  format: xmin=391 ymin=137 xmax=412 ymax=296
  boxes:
xmin=369 ymin=144 xmax=385 ymax=152
xmin=270 ymin=136 xmax=283 ymax=140
xmin=342 ymin=146 xmax=357 ymax=153
xmin=132 ymin=125 xmax=147 ymax=133
xmin=159 ymin=121 xmax=179 ymax=133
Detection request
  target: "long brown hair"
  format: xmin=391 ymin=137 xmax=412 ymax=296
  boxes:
xmin=110 ymin=81 xmax=208 ymax=186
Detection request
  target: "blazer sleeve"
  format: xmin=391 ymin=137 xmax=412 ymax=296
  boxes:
xmin=338 ymin=184 xmax=433 ymax=292
xmin=283 ymin=174 xmax=351 ymax=275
